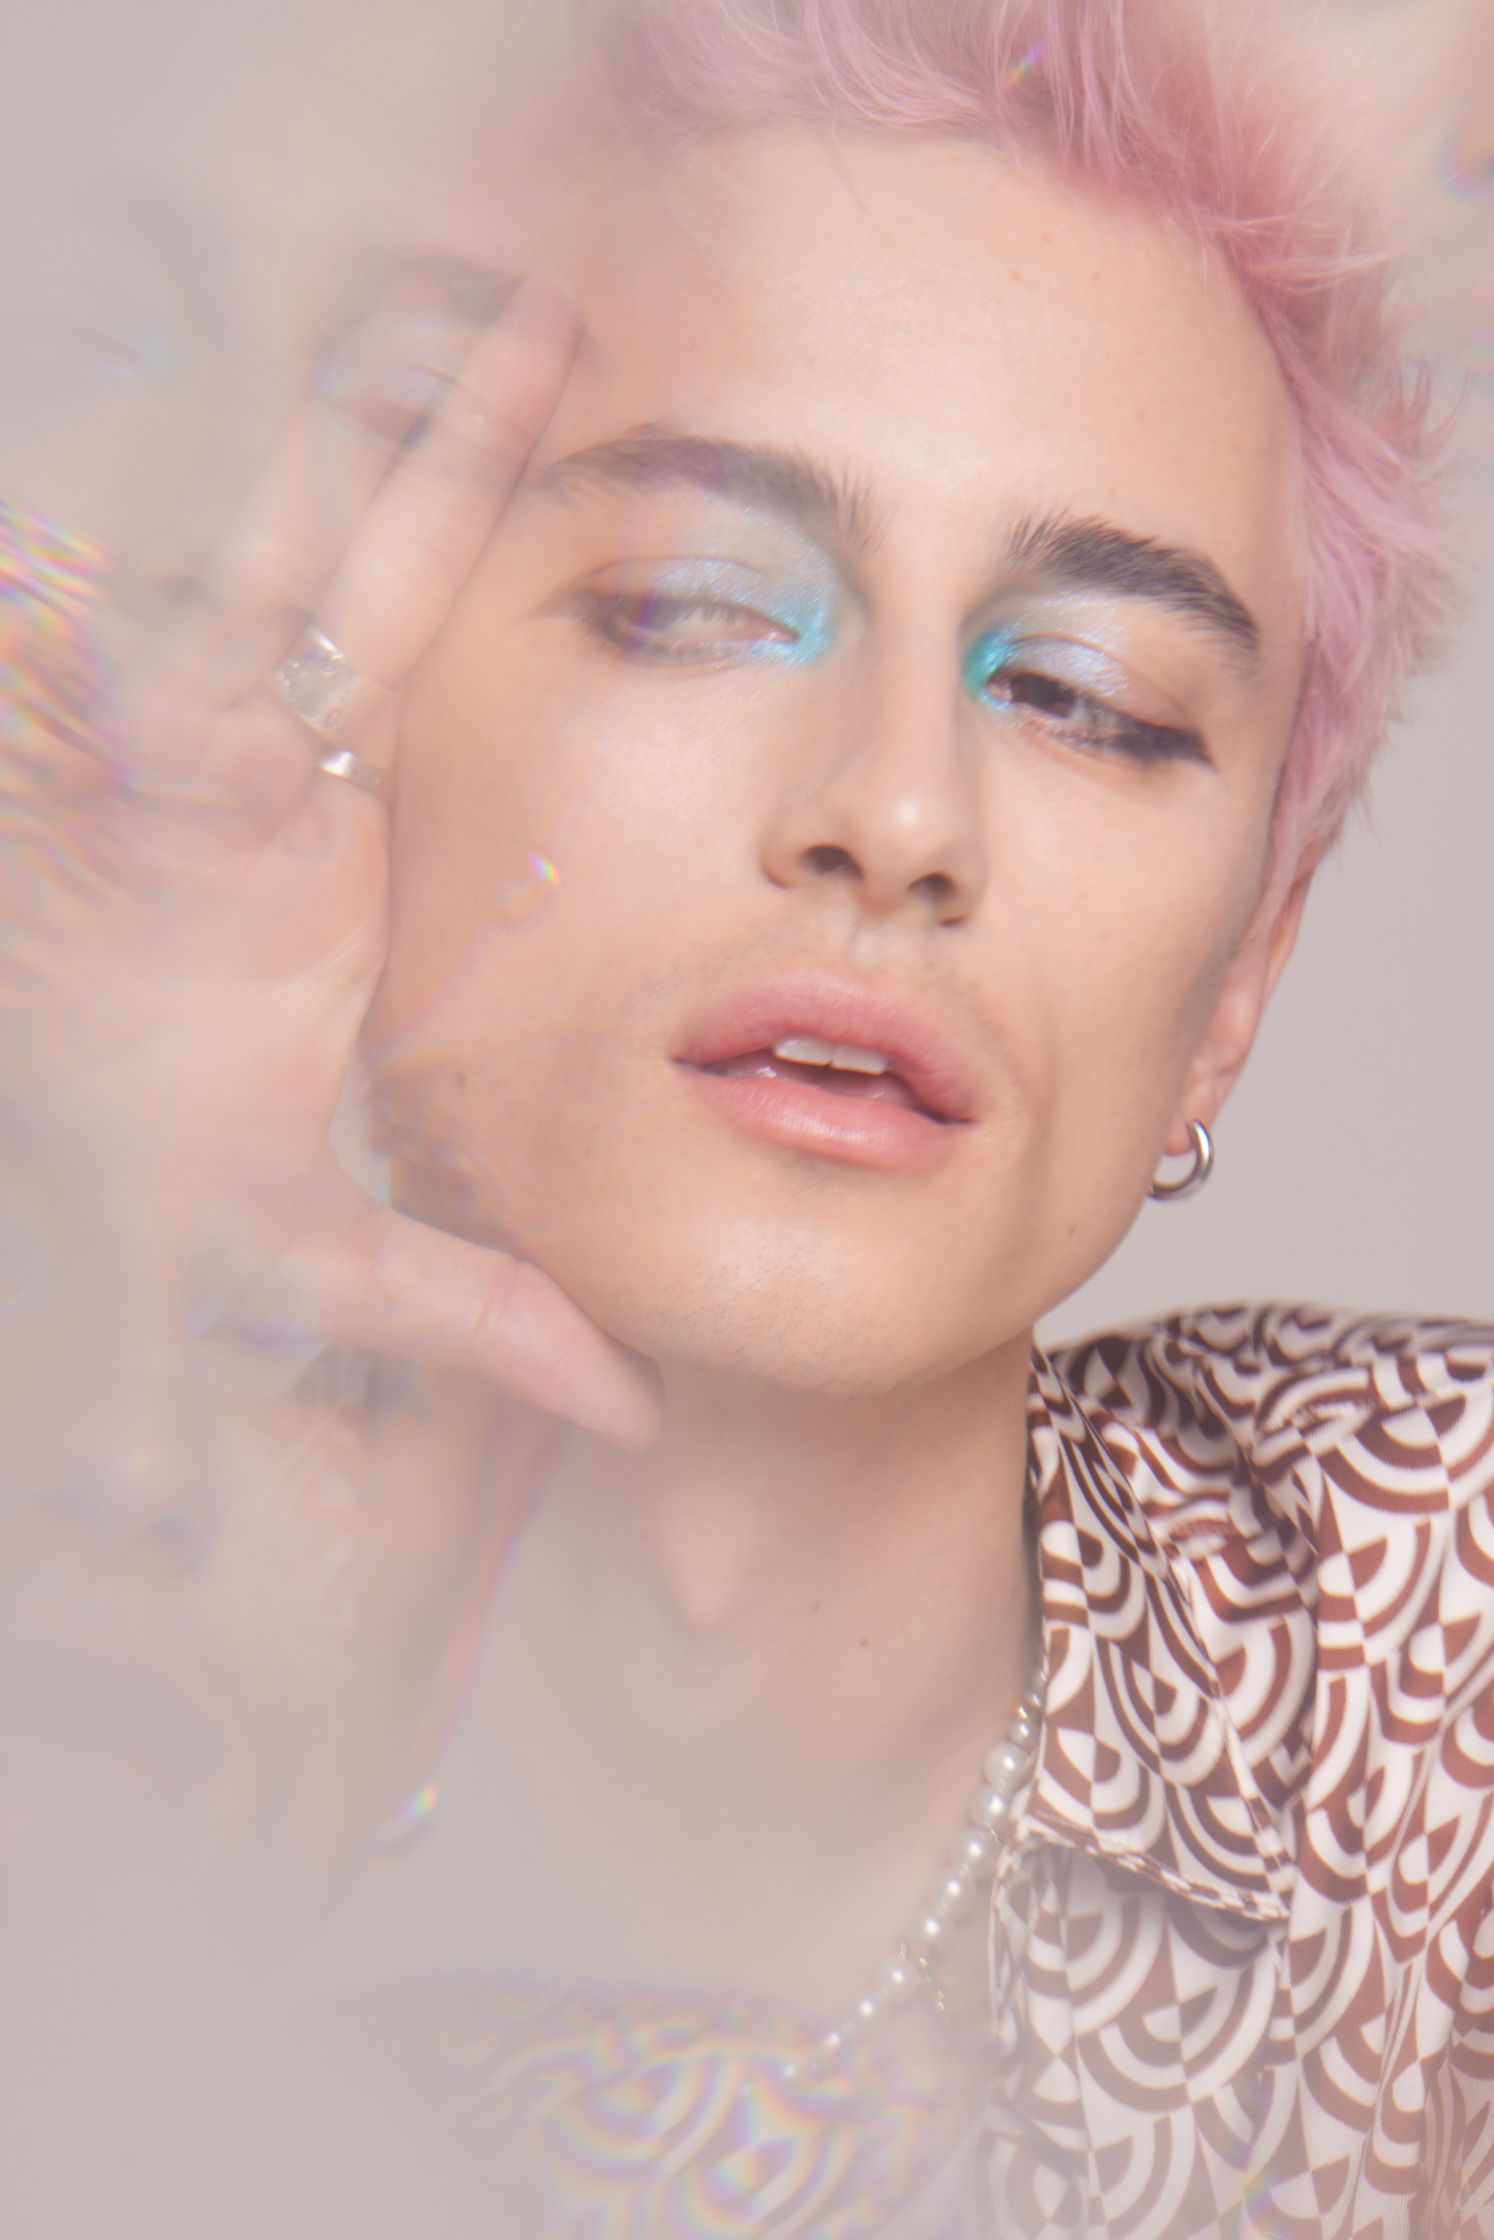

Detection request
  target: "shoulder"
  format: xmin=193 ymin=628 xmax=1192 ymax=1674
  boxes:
xmin=1049 ymin=1300 xmax=1494 ymax=1689
xmin=1050 ymin=1301 xmax=1494 ymax=1513
xmin=1052 ymin=1300 xmax=1494 ymax=1437
xmin=1024 ymin=1311 xmax=1494 ymax=2216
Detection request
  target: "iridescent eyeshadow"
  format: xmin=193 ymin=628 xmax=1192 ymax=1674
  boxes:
xmin=596 ymin=555 xmax=835 ymax=664
xmin=961 ymin=625 xmax=1018 ymax=704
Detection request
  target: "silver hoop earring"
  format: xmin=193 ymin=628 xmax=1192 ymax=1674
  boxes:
xmin=1148 ymin=1118 xmax=1215 ymax=1203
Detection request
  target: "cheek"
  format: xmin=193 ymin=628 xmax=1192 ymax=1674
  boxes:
xmin=379 ymin=623 xmax=781 ymax=1066
xmin=1032 ymin=825 xmax=1258 ymax=1165
xmin=385 ymin=666 xmax=593 ymax=1005
xmin=375 ymin=658 xmax=668 ymax=1217
xmin=982 ymin=774 xmax=1268 ymax=1271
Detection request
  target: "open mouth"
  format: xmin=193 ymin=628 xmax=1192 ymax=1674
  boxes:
xmin=695 ymin=1037 xmax=952 ymax=1122
xmin=675 ymin=975 xmax=979 ymax=1171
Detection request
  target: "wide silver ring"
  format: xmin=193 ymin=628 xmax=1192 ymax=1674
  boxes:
xmin=271 ymin=626 xmax=394 ymax=749
xmin=315 ymin=744 xmax=388 ymax=799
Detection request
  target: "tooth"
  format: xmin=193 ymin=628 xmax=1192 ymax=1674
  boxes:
xmin=831 ymin=1044 xmax=890 ymax=1075
xmin=773 ymin=1035 xmax=835 ymax=1065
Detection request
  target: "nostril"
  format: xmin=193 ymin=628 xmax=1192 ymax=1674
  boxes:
xmin=803 ymin=844 xmax=860 ymax=878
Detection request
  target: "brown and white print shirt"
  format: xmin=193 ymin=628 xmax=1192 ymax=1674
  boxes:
xmin=986 ymin=1303 xmax=1494 ymax=2239
xmin=336 ymin=1304 xmax=1494 ymax=2240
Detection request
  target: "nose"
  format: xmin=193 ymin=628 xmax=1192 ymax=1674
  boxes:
xmin=24 ymin=1290 xmax=217 ymax=1578
xmin=37 ymin=1435 xmax=212 ymax=1579
xmin=759 ymin=647 xmax=988 ymax=924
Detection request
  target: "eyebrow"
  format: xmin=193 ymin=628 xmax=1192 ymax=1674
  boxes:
xmin=1006 ymin=510 xmax=1263 ymax=672
xmin=543 ymin=426 xmax=875 ymax=550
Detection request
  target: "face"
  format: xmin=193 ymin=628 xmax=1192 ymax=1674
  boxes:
xmin=0 ymin=1317 xmax=506 ymax=1983
xmin=374 ymin=126 xmax=1309 ymax=1396
xmin=0 ymin=0 xmax=577 ymax=603
xmin=0 ymin=1 xmax=573 ymax=1978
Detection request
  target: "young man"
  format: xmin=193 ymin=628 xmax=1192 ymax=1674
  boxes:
xmin=4 ymin=2 xmax=1490 ymax=2234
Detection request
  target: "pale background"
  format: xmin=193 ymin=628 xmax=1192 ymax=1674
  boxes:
xmin=1 ymin=0 xmax=1487 ymax=1341
xmin=1049 ymin=0 xmax=1494 ymax=1341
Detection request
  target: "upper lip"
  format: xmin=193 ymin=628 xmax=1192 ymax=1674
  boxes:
xmin=676 ymin=970 xmax=981 ymax=1123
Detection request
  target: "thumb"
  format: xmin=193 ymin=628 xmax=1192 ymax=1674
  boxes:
xmin=280 ymin=1188 xmax=662 ymax=1449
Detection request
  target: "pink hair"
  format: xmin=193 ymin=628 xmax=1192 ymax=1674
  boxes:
xmin=575 ymin=0 xmax=1460 ymax=895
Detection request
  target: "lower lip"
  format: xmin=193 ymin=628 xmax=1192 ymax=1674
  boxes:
xmin=679 ymin=1064 xmax=963 ymax=1173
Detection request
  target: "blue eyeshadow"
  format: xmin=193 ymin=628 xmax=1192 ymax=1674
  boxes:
xmin=632 ymin=556 xmax=835 ymax=663
xmin=962 ymin=625 xmax=1017 ymax=702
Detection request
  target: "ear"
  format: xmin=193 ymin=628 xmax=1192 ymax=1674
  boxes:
xmin=1164 ymin=865 xmax=1315 ymax=1159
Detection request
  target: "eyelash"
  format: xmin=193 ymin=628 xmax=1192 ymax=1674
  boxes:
xmin=575 ymin=590 xmax=799 ymax=662
xmin=572 ymin=592 xmax=1207 ymax=768
xmin=971 ymin=658 xmax=1208 ymax=768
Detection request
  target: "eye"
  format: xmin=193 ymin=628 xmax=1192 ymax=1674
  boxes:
xmin=575 ymin=589 xmax=801 ymax=664
xmin=967 ymin=632 xmax=1210 ymax=768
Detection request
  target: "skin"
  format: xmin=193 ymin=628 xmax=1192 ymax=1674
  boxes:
xmin=330 ymin=125 xmax=1314 ymax=2014
xmin=0 ymin=0 xmax=581 ymax=586
xmin=380 ymin=128 xmax=1308 ymax=1377
xmin=0 ymin=6 xmax=640 ymax=2067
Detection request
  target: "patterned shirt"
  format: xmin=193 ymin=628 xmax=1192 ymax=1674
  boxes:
xmin=344 ymin=1304 xmax=1494 ymax=2239
xmin=988 ymin=1304 xmax=1494 ymax=2238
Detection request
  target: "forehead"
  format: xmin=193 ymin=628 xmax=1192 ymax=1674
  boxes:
xmin=547 ymin=126 xmax=1305 ymax=637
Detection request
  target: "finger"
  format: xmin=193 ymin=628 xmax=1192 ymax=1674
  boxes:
xmin=112 ymin=273 xmax=575 ymax=828
xmin=112 ymin=590 xmax=290 ymax=786
xmin=276 ymin=1193 xmax=662 ymax=1451
xmin=100 ymin=558 xmax=341 ymax=847
xmin=209 ymin=268 xmax=505 ymax=629
xmin=315 ymin=273 xmax=580 ymax=708
xmin=93 ymin=698 xmax=353 ymax=865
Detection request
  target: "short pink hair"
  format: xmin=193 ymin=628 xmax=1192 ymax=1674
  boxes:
xmin=576 ymin=0 xmax=1460 ymax=894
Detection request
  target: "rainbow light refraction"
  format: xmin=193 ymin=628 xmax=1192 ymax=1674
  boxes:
xmin=1 ymin=499 xmax=113 ymax=761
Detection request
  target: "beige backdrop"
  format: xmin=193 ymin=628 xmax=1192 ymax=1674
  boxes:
xmin=1052 ymin=0 xmax=1494 ymax=1339
xmin=1052 ymin=391 xmax=1493 ymax=1335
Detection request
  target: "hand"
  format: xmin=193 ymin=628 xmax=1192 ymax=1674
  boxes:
xmin=0 ymin=274 xmax=662 ymax=1509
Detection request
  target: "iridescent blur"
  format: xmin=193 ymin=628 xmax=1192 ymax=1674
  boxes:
xmin=0 ymin=1 xmax=1489 ymax=2234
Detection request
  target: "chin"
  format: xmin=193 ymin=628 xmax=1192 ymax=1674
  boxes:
xmin=543 ymin=1214 xmax=972 ymax=1398
xmin=400 ymin=1141 xmax=1029 ymax=1396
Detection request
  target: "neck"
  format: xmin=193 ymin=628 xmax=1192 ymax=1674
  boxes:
xmin=512 ymin=1334 xmax=1038 ymax=1784
xmin=356 ymin=1338 xmax=1041 ymax=2012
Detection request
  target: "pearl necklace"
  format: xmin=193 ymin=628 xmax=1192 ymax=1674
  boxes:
xmin=375 ymin=1667 xmax=1044 ymax=2080
xmin=792 ymin=1667 xmax=1044 ymax=2077
xmin=375 ymin=1487 xmax=1045 ymax=2083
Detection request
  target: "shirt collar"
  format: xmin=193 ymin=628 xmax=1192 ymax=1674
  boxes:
xmin=1017 ymin=1343 xmax=1295 ymax=1924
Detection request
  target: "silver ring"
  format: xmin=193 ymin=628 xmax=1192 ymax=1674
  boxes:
xmin=1148 ymin=1118 xmax=1215 ymax=1203
xmin=271 ymin=626 xmax=394 ymax=749
xmin=315 ymin=744 xmax=388 ymax=799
